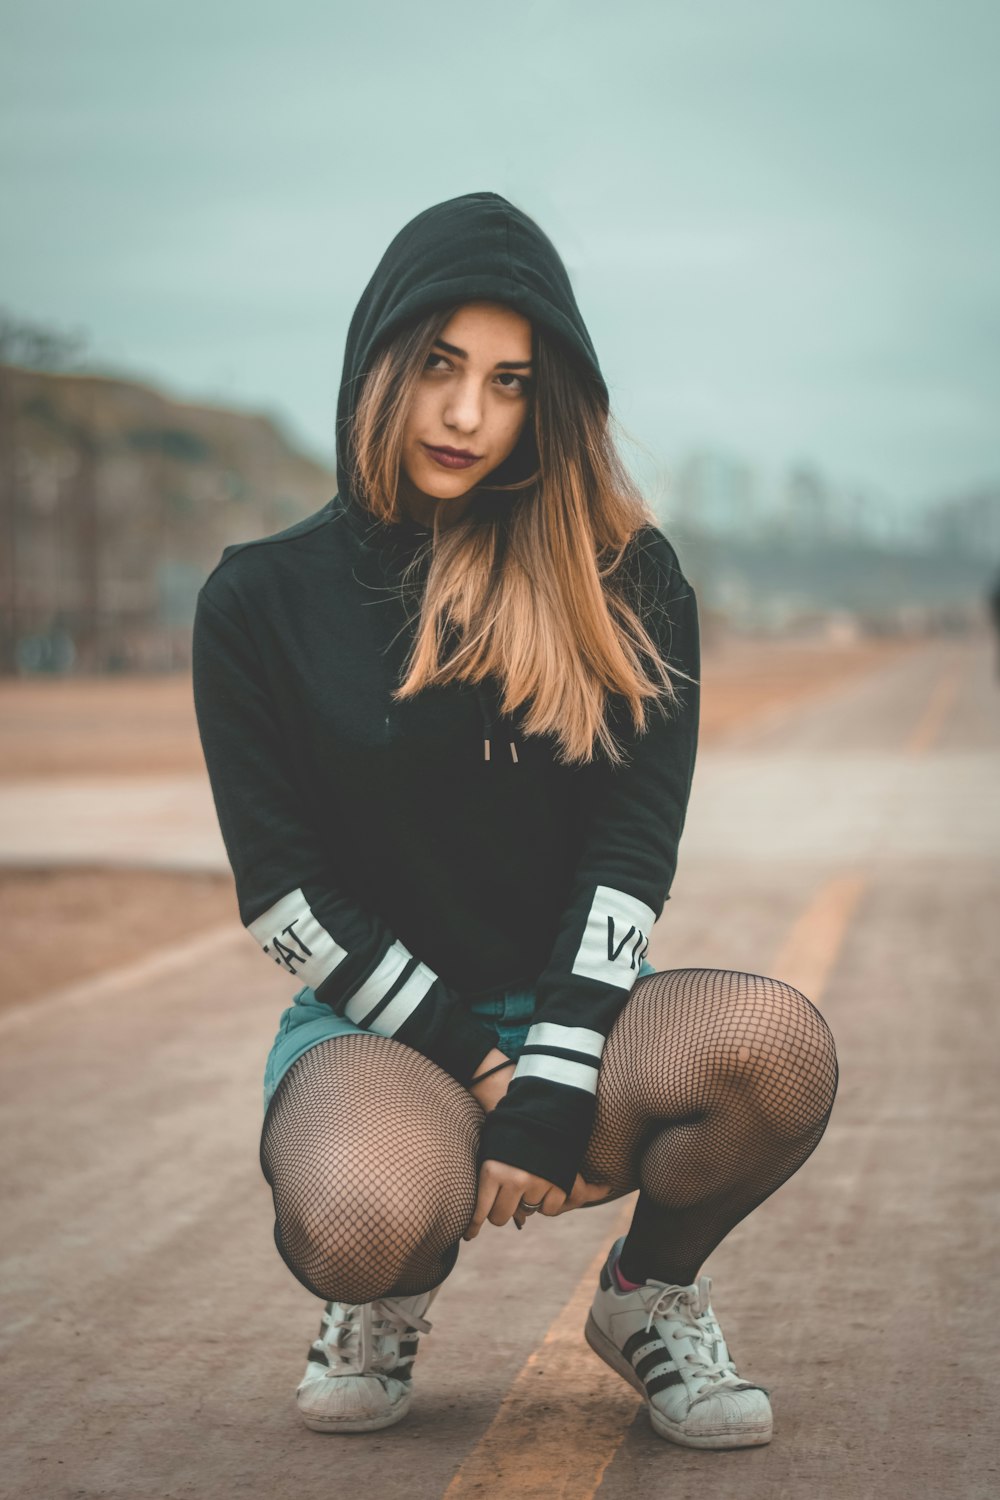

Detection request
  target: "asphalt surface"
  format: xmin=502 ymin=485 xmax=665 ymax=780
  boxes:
xmin=1 ymin=635 xmax=997 ymax=1500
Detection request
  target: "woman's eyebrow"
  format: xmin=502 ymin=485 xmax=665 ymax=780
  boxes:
xmin=433 ymin=337 xmax=533 ymax=370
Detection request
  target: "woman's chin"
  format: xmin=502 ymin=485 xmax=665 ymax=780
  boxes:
xmin=407 ymin=467 xmax=481 ymax=503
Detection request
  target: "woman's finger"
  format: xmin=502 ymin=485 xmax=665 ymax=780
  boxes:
xmin=489 ymin=1181 xmax=527 ymax=1228
xmin=464 ymin=1172 xmax=498 ymax=1240
xmin=554 ymin=1176 xmax=613 ymax=1215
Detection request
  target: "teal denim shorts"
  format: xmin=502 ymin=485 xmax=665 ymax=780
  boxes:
xmin=262 ymin=956 xmax=657 ymax=1114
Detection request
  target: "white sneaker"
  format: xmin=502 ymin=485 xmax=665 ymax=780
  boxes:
xmin=585 ymin=1236 xmax=772 ymax=1449
xmin=296 ymin=1284 xmax=442 ymax=1433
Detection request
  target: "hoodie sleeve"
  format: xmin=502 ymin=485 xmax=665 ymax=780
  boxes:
xmin=477 ymin=527 xmax=700 ymax=1195
xmin=191 ymin=582 xmax=499 ymax=1086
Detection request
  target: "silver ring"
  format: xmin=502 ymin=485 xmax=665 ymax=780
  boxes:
xmin=519 ymin=1199 xmax=544 ymax=1214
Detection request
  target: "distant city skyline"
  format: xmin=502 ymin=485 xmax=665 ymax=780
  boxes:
xmin=2 ymin=1 xmax=997 ymax=515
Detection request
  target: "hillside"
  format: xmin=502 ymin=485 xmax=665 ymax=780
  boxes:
xmin=0 ymin=361 xmax=335 ymax=671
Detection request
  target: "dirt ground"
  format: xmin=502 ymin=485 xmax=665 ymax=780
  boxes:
xmin=0 ymin=634 xmax=920 ymax=1013
xmin=0 ymin=867 xmax=236 ymax=1014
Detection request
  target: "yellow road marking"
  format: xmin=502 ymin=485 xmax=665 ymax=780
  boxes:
xmin=768 ymin=872 xmax=867 ymax=1005
xmin=906 ymin=666 xmax=960 ymax=755
xmin=441 ymin=1209 xmax=639 ymax=1499
xmin=443 ymin=870 xmax=863 ymax=1496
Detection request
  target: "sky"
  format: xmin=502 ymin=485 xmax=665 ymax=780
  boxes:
xmin=1 ymin=0 xmax=997 ymax=518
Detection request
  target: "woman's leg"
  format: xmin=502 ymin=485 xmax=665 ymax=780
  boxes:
xmin=259 ymin=1031 xmax=483 ymax=1303
xmin=582 ymin=967 xmax=839 ymax=1286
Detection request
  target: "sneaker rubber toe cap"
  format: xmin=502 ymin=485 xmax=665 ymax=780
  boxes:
xmin=296 ymin=1370 xmax=412 ymax=1433
xmin=652 ymin=1384 xmax=773 ymax=1448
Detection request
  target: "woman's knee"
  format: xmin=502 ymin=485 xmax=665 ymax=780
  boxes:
xmin=273 ymin=1133 xmax=476 ymax=1266
xmin=719 ymin=972 xmax=839 ymax=1132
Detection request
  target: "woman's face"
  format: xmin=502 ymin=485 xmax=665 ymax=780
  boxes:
xmin=399 ymin=300 xmax=533 ymax=524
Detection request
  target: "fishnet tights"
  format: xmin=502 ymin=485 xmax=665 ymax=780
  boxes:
xmin=259 ymin=968 xmax=838 ymax=1302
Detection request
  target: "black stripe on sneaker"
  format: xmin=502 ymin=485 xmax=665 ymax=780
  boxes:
xmin=624 ymin=1329 xmax=663 ymax=1363
xmin=635 ymin=1346 xmax=677 ymax=1382
xmin=645 ymin=1368 xmax=685 ymax=1396
xmin=307 ymin=1346 xmax=330 ymax=1367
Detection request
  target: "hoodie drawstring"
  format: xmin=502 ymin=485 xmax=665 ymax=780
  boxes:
xmin=475 ymin=680 xmax=519 ymax=765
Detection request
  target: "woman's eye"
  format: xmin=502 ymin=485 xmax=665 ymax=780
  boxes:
xmin=496 ymin=373 xmax=530 ymax=395
xmin=425 ymin=354 xmax=450 ymax=372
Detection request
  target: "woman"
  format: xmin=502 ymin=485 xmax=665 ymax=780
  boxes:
xmin=191 ymin=191 xmax=838 ymax=1451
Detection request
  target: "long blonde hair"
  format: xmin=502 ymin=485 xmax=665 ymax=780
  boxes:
xmin=348 ymin=305 xmax=696 ymax=767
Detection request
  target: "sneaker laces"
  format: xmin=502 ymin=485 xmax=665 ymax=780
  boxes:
xmin=638 ymin=1275 xmax=758 ymax=1407
xmin=321 ymin=1296 xmax=435 ymax=1377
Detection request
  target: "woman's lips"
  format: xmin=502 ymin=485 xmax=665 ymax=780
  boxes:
xmin=422 ymin=443 xmax=480 ymax=470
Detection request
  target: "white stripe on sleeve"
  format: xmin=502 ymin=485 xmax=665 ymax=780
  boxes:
xmin=343 ymin=939 xmax=418 ymax=1025
xmin=355 ymin=958 xmax=438 ymax=1038
xmin=572 ymin=885 xmax=657 ymax=988
xmin=248 ymin=888 xmax=348 ymax=991
xmin=512 ymin=1053 xmax=600 ymax=1094
xmin=522 ymin=1021 xmax=605 ymax=1059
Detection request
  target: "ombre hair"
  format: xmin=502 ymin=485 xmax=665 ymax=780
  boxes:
xmin=348 ymin=305 xmax=697 ymax=768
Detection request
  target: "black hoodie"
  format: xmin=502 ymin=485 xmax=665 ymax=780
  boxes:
xmin=191 ymin=191 xmax=700 ymax=1195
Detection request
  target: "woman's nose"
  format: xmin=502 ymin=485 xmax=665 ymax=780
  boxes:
xmin=443 ymin=382 xmax=483 ymax=433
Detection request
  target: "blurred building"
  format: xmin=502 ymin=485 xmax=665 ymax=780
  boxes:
xmin=922 ymin=483 xmax=1000 ymax=557
xmin=675 ymin=448 xmax=758 ymax=537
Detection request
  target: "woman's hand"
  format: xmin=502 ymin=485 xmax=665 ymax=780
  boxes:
xmin=468 ymin=1048 xmax=517 ymax=1114
xmin=507 ymin=1171 xmax=613 ymax=1228
xmin=464 ymin=1056 xmax=614 ymax=1237
xmin=463 ymin=1160 xmax=565 ymax=1239
xmin=463 ymin=1162 xmax=616 ymax=1239
xmin=549 ymin=1171 xmax=615 ymax=1216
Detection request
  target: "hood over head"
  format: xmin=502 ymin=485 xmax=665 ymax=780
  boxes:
xmin=334 ymin=190 xmax=608 ymax=549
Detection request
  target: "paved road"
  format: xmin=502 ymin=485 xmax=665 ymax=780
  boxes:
xmin=1 ymin=637 xmax=997 ymax=1499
